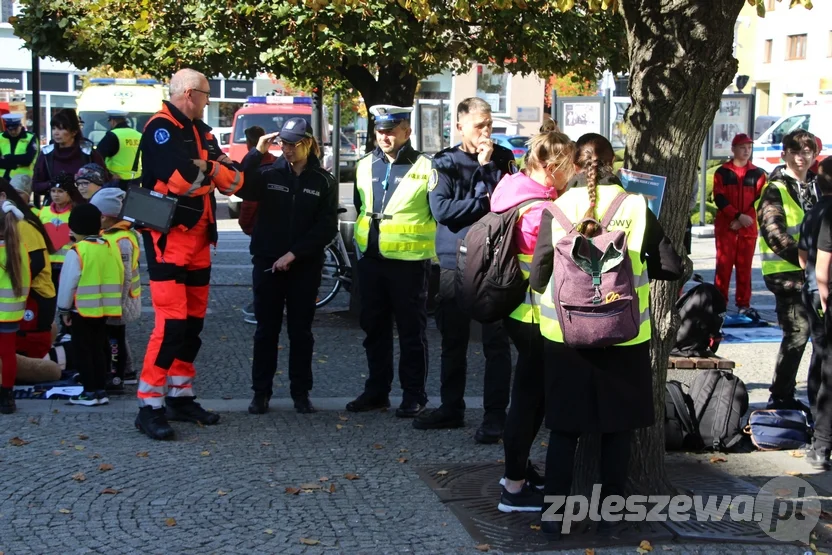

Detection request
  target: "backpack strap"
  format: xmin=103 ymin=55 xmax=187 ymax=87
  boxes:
xmin=599 ymin=192 xmax=630 ymax=230
xmin=667 ymin=382 xmax=697 ymax=439
xmin=691 ymin=369 xmax=721 ymax=423
xmin=546 ymin=203 xmax=575 ymax=234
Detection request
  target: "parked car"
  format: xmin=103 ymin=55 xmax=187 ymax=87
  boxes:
xmin=492 ymin=134 xmax=530 ymax=161
xmin=213 ymin=126 xmax=232 ymax=155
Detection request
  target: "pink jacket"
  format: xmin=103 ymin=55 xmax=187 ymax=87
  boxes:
xmin=490 ymin=172 xmax=558 ymax=255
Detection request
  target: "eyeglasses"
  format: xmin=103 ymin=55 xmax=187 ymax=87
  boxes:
xmin=278 ymin=140 xmax=301 ymax=148
xmin=191 ymin=88 xmax=211 ymax=97
xmin=787 ymin=149 xmax=816 ymax=159
xmin=75 ymin=180 xmax=91 ymax=188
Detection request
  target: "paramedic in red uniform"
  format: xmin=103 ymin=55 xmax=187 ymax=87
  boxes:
xmin=135 ymin=69 xmax=244 ymax=440
xmin=712 ymin=133 xmax=767 ymax=318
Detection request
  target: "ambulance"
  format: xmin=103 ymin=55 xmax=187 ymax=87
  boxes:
xmin=227 ymin=95 xmax=317 ymax=162
xmin=75 ymin=78 xmax=168 ymax=144
xmin=752 ymin=98 xmax=832 ymax=172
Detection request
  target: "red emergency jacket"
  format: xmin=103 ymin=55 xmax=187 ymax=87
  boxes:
xmin=712 ymin=161 xmax=767 ymax=237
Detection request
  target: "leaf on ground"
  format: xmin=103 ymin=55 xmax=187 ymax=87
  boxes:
xmin=317 ymin=359 xmax=327 ymax=363
xmin=285 ymin=487 xmax=301 ymax=495
xmin=165 ymin=517 xmax=177 ymax=527
xmin=336 ymin=424 xmax=343 ymax=430
xmin=58 ymin=508 xmax=71 ymax=514
xmin=217 ymin=490 xmax=228 ymax=496
xmin=398 ymin=457 xmax=408 ymax=463
xmin=496 ymin=459 xmax=505 ymax=463
xmin=638 ymin=540 xmax=653 ymax=552
xmin=74 ymin=445 xmax=84 ymax=451
xmin=709 ymin=456 xmax=727 ymax=463
xmin=28 ymin=417 xmax=39 ymax=425
xmin=264 ymin=528 xmax=274 ymax=535
xmin=318 ymin=476 xmax=329 ymax=482
xmin=354 ymin=424 xmax=364 ymax=428
xmin=100 ymin=488 xmax=120 ymax=495
xmin=53 ymin=450 xmax=64 ymax=456
xmin=200 ymin=451 xmax=211 ymax=457
xmin=436 ymin=470 xmax=449 ymax=476
xmin=344 ymin=473 xmax=360 ymax=480
xmin=789 ymin=450 xmax=805 ymax=458
xmin=475 ymin=544 xmax=491 ymax=552
xmin=89 ymin=453 xmax=101 ymax=460
xmin=338 ymin=415 xmax=349 ymax=421
xmin=136 ymin=451 xmax=149 ymax=458
xmin=98 ymin=463 xmax=114 ymax=472
xmin=299 ymin=538 xmax=320 ymax=546
xmin=328 ymin=483 xmax=336 ymax=494
xmin=530 ymin=524 xmax=541 ymax=531
xmin=585 ymin=549 xmax=595 ymax=555
xmin=72 ymin=472 xmax=86 ymax=482
xmin=9 ymin=437 xmax=29 ymax=446
xmin=785 ymin=470 xmax=802 ymax=476
xmin=299 ymin=483 xmax=322 ymax=490
xmin=399 ymin=448 xmax=408 ymax=453
xmin=261 ymin=442 xmax=272 ymax=446
xmin=541 ymin=441 xmax=548 ymax=447
xmin=373 ymin=443 xmax=384 ymax=449
xmin=77 ymin=434 xmax=89 ymax=440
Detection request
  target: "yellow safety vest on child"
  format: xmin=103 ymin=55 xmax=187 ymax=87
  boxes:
xmin=72 ymin=239 xmax=124 ymax=318
xmin=0 ymin=239 xmax=31 ymax=322
xmin=103 ymin=228 xmax=141 ymax=298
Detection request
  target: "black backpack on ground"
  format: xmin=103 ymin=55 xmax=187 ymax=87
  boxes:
xmin=690 ymin=370 xmax=749 ymax=451
xmin=665 ymin=380 xmax=704 ymax=451
xmin=455 ymin=199 xmax=543 ymax=323
xmin=672 ymin=275 xmax=726 ymax=357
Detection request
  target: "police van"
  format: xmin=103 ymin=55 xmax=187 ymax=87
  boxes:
xmin=76 ymin=78 xmax=168 ymax=145
xmin=752 ymin=98 xmax=832 ymax=172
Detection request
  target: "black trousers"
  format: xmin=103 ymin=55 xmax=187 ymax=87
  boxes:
xmin=70 ymin=313 xmax=109 ymax=392
xmin=435 ymin=268 xmax=512 ymax=420
xmin=544 ymin=430 xmax=631 ymax=500
xmin=503 ymin=318 xmax=545 ymax=480
xmin=358 ymin=256 xmax=429 ymax=405
xmin=770 ymin=292 xmax=811 ymax=401
xmin=251 ymin=256 xmax=322 ymax=399
xmin=814 ymin=302 xmax=832 ymax=448
xmin=106 ymin=323 xmax=126 ymax=388
xmin=803 ymin=288 xmax=826 ymax=409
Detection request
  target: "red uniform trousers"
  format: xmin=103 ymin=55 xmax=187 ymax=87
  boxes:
xmin=138 ymin=221 xmax=211 ymax=409
xmin=714 ymin=220 xmax=756 ymax=308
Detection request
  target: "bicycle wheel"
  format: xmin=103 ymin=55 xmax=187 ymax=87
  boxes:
xmin=317 ymin=243 xmax=345 ymax=308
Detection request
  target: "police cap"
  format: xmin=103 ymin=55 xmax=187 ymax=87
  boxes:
xmin=1 ymin=113 xmax=23 ymax=127
xmin=106 ymin=109 xmax=130 ymax=119
xmin=369 ymin=105 xmax=413 ymax=130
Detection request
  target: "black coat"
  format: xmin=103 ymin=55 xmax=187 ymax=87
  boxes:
xmin=529 ymin=177 xmax=683 ymax=433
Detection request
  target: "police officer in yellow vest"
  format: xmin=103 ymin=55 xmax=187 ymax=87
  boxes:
xmin=0 ymin=114 xmax=39 ymax=183
xmin=96 ymin=110 xmax=142 ymax=187
xmin=346 ymin=105 xmax=435 ymax=418
xmin=756 ymin=129 xmax=819 ymax=411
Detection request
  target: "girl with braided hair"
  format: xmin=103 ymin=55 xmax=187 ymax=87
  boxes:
xmin=528 ymin=133 xmax=683 ymax=538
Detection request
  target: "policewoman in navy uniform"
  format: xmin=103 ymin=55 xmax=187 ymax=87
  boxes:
xmin=346 ymin=105 xmax=435 ymax=418
xmin=238 ymin=117 xmax=338 ymax=415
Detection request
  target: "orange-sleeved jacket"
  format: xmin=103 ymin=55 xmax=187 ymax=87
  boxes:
xmin=712 ymin=161 xmax=767 ymax=238
xmin=140 ymin=101 xmax=243 ymax=241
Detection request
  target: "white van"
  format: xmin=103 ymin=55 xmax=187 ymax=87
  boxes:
xmin=76 ymin=78 xmax=168 ymax=144
xmin=752 ymin=98 xmax=832 ymax=172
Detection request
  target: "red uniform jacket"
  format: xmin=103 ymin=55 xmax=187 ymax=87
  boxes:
xmin=712 ymin=161 xmax=767 ymax=238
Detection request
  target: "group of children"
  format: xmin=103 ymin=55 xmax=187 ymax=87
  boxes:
xmin=0 ymin=164 xmax=141 ymax=413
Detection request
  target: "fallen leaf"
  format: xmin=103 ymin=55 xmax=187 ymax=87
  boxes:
xmin=475 ymin=544 xmax=491 ymax=552
xmin=399 ymin=448 xmax=408 ymax=453
xmin=354 ymin=424 xmax=364 ymax=428
xmin=299 ymin=538 xmax=320 ymax=546
xmin=339 ymin=415 xmax=349 ymax=421
xmin=541 ymin=441 xmax=548 ymax=447
xmin=77 ymin=434 xmax=89 ymax=440
xmin=530 ymin=524 xmax=541 ymax=531
xmin=9 ymin=437 xmax=29 ymax=446
xmin=165 ymin=517 xmax=177 ymax=527
xmin=436 ymin=470 xmax=449 ymax=476
xmin=328 ymin=483 xmax=336 ymax=494
xmin=264 ymin=529 xmax=274 ymax=535
xmin=261 ymin=442 xmax=272 ymax=446
xmin=53 ymin=450 xmax=64 ymax=456
xmin=317 ymin=359 xmax=327 ymax=363
xmin=72 ymin=472 xmax=86 ymax=482
xmin=785 ymin=470 xmax=802 ymax=476
xmin=100 ymin=488 xmax=120 ymax=495
xmin=373 ymin=443 xmax=384 ymax=449
xmin=299 ymin=483 xmax=322 ymax=490
xmin=201 ymin=451 xmax=210 ymax=457
xmin=99 ymin=464 xmax=114 ymax=472
xmin=398 ymin=457 xmax=408 ymax=463
xmin=58 ymin=508 xmax=71 ymax=514
xmin=585 ymin=549 xmax=595 ymax=555
xmin=318 ymin=476 xmax=329 ymax=482
xmin=217 ymin=490 xmax=228 ymax=496
xmin=74 ymin=445 xmax=85 ymax=451
xmin=709 ymin=456 xmax=727 ymax=464
xmin=89 ymin=453 xmax=101 ymax=460
xmin=28 ymin=417 xmax=39 ymax=425
xmin=638 ymin=540 xmax=653 ymax=553
xmin=496 ymin=459 xmax=505 ymax=463
xmin=285 ymin=487 xmax=301 ymax=495
xmin=336 ymin=424 xmax=343 ymax=430
xmin=789 ymin=450 xmax=805 ymax=458
xmin=136 ymin=451 xmax=149 ymax=458
xmin=344 ymin=473 xmax=360 ymax=480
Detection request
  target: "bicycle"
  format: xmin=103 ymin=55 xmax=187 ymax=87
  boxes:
xmin=317 ymin=210 xmax=353 ymax=308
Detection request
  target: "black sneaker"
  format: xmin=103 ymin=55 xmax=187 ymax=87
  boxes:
xmin=248 ymin=392 xmax=270 ymax=414
xmin=497 ymin=483 xmax=544 ymax=513
xmin=345 ymin=392 xmax=390 ymax=412
xmin=242 ymin=303 xmax=255 ymax=317
xmin=808 ymin=446 xmax=831 ymax=470
xmin=166 ymin=397 xmax=220 ymax=425
xmin=738 ymin=306 xmax=761 ymax=321
xmin=135 ymin=406 xmax=174 ymax=440
xmin=123 ymin=372 xmax=138 ymax=386
xmin=474 ymin=419 xmax=504 ymax=444
xmin=95 ymin=390 xmax=110 ymax=406
xmin=69 ymin=391 xmax=100 ymax=406
xmin=0 ymin=386 xmax=15 ymax=414
xmin=500 ymin=461 xmax=545 ymax=490
xmin=412 ymin=405 xmax=465 ymax=430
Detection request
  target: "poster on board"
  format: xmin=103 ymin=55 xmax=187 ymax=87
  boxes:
xmin=562 ymin=102 xmax=602 ymax=140
xmin=618 ymin=168 xmax=667 ymax=217
xmin=710 ymin=96 xmax=753 ymax=159
xmin=419 ymin=104 xmax=442 ymax=155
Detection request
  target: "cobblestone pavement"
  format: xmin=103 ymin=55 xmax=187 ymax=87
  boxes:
xmin=0 ymin=227 xmax=825 ymax=554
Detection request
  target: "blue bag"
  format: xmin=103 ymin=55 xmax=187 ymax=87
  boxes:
xmin=745 ymin=409 xmax=811 ymax=451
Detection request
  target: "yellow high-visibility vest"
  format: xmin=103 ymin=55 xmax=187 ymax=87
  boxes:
xmin=354 ymin=154 xmax=436 ymax=261
xmin=103 ymin=228 xmax=141 ymax=298
xmin=0 ymin=238 xmax=31 ymax=322
xmin=72 ymin=239 xmax=124 ymax=318
xmin=0 ymin=132 xmax=38 ymax=178
xmin=508 ymin=201 xmax=548 ymax=324
xmin=754 ymin=180 xmax=803 ymax=276
xmin=105 ymin=127 xmax=142 ymax=180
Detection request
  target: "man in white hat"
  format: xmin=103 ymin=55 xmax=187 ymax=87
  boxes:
xmin=346 ymin=104 xmax=435 ymax=419
xmin=97 ymin=110 xmax=142 ymax=186
xmin=0 ymin=113 xmax=39 ymax=182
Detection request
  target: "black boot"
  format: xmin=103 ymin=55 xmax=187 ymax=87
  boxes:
xmin=294 ymin=397 xmax=317 ymax=414
xmin=808 ymin=445 xmax=831 ymax=470
xmin=474 ymin=415 xmax=504 ymax=444
xmin=0 ymin=387 xmax=15 ymax=415
xmin=135 ymin=406 xmax=174 ymax=440
xmin=413 ymin=405 xmax=465 ymax=430
xmin=166 ymin=397 xmax=220 ymax=425
xmin=345 ymin=392 xmax=390 ymax=412
xmin=248 ymin=391 xmax=270 ymax=415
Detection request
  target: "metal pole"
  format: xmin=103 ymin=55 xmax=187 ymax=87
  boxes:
xmin=333 ymin=92 xmax=341 ymax=184
xmin=699 ymin=137 xmax=708 ymax=226
xmin=604 ymin=88 xmax=612 ymax=140
xmin=31 ymin=53 xmax=41 ymax=140
xmin=551 ymin=90 xmax=557 ymax=123
xmin=311 ymin=83 xmax=323 ymax=144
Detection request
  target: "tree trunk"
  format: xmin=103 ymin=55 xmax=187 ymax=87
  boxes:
xmin=338 ymin=63 xmax=419 ymax=152
xmin=573 ymin=0 xmax=746 ymax=496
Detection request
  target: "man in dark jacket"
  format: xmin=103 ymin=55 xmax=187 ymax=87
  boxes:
xmin=0 ymin=113 xmax=39 ymax=182
xmin=414 ymin=97 xmax=516 ymax=443
xmin=757 ymin=130 xmax=818 ymax=411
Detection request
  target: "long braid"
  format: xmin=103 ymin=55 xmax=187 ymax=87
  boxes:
xmin=574 ymin=133 xmax=615 ymax=237
xmin=1 ymin=212 xmax=24 ymax=297
xmin=577 ymin=159 xmax=600 ymax=236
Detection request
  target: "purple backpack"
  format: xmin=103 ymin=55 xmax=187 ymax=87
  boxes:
xmin=546 ymin=192 xmax=641 ymax=348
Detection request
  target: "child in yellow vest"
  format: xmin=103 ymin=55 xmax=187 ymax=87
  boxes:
xmin=0 ymin=195 xmax=32 ymax=415
xmin=57 ymin=203 xmax=124 ymax=406
xmin=90 ymin=188 xmax=141 ymax=393
xmin=39 ymin=171 xmax=84 ymax=293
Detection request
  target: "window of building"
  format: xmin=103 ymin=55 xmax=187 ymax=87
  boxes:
xmin=765 ymin=0 xmax=775 ymax=11
xmin=0 ymin=0 xmax=13 ymax=23
xmin=786 ymin=34 xmax=807 ymax=60
xmin=476 ymin=65 xmax=508 ymax=115
xmin=764 ymin=39 xmax=773 ymax=63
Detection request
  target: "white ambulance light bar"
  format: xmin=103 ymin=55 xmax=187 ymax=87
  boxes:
xmin=245 ymin=96 xmax=312 ymax=105
xmin=89 ymin=78 xmax=160 ymax=86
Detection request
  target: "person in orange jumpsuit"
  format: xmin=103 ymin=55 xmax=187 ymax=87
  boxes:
xmin=135 ymin=69 xmax=244 ymax=440
xmin=712 ymin=133 xmax=767 ymax=318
